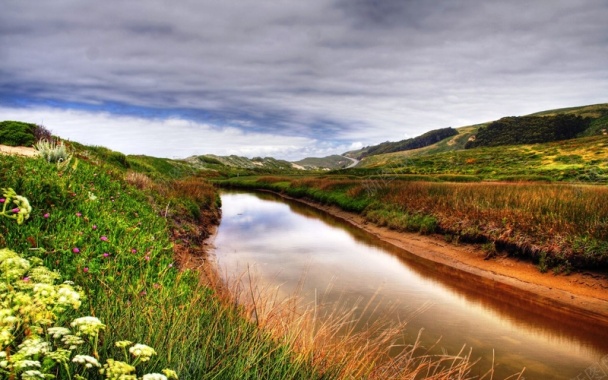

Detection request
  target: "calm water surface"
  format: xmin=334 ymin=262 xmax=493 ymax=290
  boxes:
xmin=213 ymin=191 xmax=608 ymax=379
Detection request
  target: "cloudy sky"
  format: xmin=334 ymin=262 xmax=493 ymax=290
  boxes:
xmin=1 ymin=1 xmax=607 ymax=160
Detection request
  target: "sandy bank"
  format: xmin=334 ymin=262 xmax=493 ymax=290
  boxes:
xmin=256 ymin=190 xmax=608 ymax=330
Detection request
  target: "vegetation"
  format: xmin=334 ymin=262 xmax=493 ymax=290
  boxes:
xmin=465 ymin=114 xmax=591 ymax=149
xmin=357 ymin=127 xmax=459 ymax=159
xmin=0 ymin=121 xmax=52 ymax=147
xmin=219 ymin=175 xmax=608 ymax=273
xmin=1 ymin=133 xmax=480 ymax=379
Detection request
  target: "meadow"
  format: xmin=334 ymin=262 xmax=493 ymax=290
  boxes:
xmin=1 ymin=139 xmax=479 ymax=379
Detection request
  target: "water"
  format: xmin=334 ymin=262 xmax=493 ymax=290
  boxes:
xmin=213 ymin=191 xmax=608 ymax=379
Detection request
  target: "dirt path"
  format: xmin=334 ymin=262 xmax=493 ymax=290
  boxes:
xmin=261 ymin=191 xmax=608 ymax=328
xmin=0 ymin=145 xmax=39 ymax=157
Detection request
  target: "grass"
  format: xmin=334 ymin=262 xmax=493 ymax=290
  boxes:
xmin=219 ymin=175 xmax=608 ymax=272
xmin=352 ymin=135 xmax=608 ymax=183
xmin=1 ymin=143 xmax=484 ymax=379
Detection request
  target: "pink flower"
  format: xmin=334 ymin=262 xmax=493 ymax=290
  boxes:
xmin=131 ymin=249 xmax=137 ymax=254
xmin=0 ymin=198 xmax=5 ymax=203
xmin=43 ymin=213 xmax=50 ymax=218
xmin=144 ymin=255 xmax=150 ymax=261
xmin=83 ymin=267 xmax=89 ymax=273
xmin=23 ymin=276 xmax=30 ymax=282
xmin=76 ymin=212 xmax=82 ymax=217
xmin=72 ymin=247 xmax=80 ymax=254
xmin=11 ymin=207 xmax=19 ymax=213
xmin=92 ymin=225 xmax=98 ymax=230
xmin=100 ymin=236 xmax=108 ymax=241
xmin=103 ymin=253 xmax=110 ymax=258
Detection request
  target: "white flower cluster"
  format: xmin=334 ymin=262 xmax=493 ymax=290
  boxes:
xmin=71 ymin=316 xmax=106 ymax=337
xmin=0 ymin=249 xmax=179 ymax=380
xmin=129 ymin=343 xmax=157 ymax=362
xmin=72 ymin=354 xmax=101 ymax=368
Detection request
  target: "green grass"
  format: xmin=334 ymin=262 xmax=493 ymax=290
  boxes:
xmin=0 ymin=152 xmax=338 ymax=379
xmin=354 ymin=135 xmax=608 ymax=183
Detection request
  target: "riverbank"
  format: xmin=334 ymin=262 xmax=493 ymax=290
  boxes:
xmin=256 ymin=189 xmax=608 ymax=332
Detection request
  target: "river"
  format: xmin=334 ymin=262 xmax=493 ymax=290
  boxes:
xmin=213 ymin=191 xmax=608 ymax=379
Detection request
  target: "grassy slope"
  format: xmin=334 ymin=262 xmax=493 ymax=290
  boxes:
xmin=352 ymin=103 xmax=608 ymax=164
xmin=0 ymin=146 xmax=337 ymax=379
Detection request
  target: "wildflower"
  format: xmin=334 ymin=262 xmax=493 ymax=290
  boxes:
xmin=14 ymin=359 xmax=41 ymax=370
xmin=145 ymin=255 xmax=150 ymax=261
xmin=162 ymin=368 xmax=179 ymax=379
xmin=72 ymin=247 xmax=80 ymax=254
xmin=23 ymin=276 xmax=30 ymax=282
xmin=100 ymin=359 xmax=136 ymax=378
xmin=72 ymin=354 xmax=101 ymax=368
xmin=0 ymin=198 xmax=4 ymax=203
xmin=103 ymin=253 xmax=110 ymax=258
xmin=17 ymin=337 xmax=50 ymax=357
xmin=61 ymin=334 xmax=84 ymax=349
xmin=115 ymin=340 xmax=133 ymax=348
xmin=83 ymin=267 xmax=89 ymax=273
xmin=43 ymin=213 xmax=50 ymax=218
xmin=100 ymin=236 xmax=108 ymax=241
xmin=48 ymin=327 xmax=71 ymax=339
xmin=56 ymin=285 xmax=82 ymax=309
xmin=12 ymin=207 xmax=20 ymax=213
xmin=131 ymin=249 xmax=137 ymax=254
xmin=129 ymin=343 xmax=157 ymax=362
xmin=76 ymin=212 xmax=82 ymax=217
xmin=21 ymin=370 xmax=45 ymax=379
xmin=71 ymin=316 xmax=105 ymax=337
xmin=45 ymin=348 xmax=71 ymax=364
xmin=143 ymin=374 xmax=168 ymax=380
xmin=92 ymin=224 xmax=98 ymax=230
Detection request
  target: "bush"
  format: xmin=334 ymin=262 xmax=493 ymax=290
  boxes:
xmin=0 ymin=121 xmax=37 ymax=146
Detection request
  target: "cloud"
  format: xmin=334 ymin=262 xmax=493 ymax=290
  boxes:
xmin=1 ymin=1 xmax=607 ymax=159
xmin=0 ymin=106 xmax=324 ymax=160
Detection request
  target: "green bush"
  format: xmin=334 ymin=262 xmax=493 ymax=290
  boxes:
xmin=0 ymin=121 xmax=37 ymax=146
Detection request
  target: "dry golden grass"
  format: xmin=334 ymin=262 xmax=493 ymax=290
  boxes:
xmin=221 ymin=270 xmax=508 ymax=379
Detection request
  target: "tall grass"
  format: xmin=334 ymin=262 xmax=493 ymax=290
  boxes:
xmin=223 ymin=270 xmax=483 ymax=379
xmin=220 ymin=175 xmax=608 ymax=271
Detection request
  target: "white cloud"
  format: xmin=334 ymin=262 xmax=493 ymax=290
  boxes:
xmin=0 ymin=106 xmax=326 ymax=160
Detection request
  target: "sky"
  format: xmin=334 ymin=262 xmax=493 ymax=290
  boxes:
xmin=1 ymin=1 xmax=607 ymax=160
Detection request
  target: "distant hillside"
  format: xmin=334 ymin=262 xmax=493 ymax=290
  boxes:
xmin=347 ymin=127 xmax=458 ymax=159
xmin=345 ymin=103 xmax=608 ymax=162
xmin=464 ymin=114 xmax=592 ymax=149
xmin=186 ymin=154 xmax=299 ymax=171
xmin=292 ymin=155 xmax=354 ymax=169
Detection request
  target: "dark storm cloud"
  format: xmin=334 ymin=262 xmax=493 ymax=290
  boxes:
xmin=1 ymin=0 xmax=607 ymax=159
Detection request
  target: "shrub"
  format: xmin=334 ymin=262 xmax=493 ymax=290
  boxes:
xmin=34 ymin=139 xmax=72 ymax=163
xmin=0 ymin=121 xmax=37 ymax=147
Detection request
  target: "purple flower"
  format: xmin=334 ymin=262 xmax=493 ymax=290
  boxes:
xmin=100 ymin=236 xmax=108 ymax=241
xmin=43 ymin=213 xmax=50 ymax=218
xmin=72 ymin=247 xmax=80 ymax=254
xmin=0 ymin=198 xmax=5 ymax=203
xmin=23 ymin=276 xmax=30 ymax=282
xmin=11 ymin=207 xmax=19 ymax=213
xmin=103 ymin=253 xmax=110 ymax=258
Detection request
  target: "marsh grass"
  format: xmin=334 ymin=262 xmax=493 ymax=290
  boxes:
xmin=223 ymin=269 xmax=485 ymax=379
xmin=220 ymin=175 xmax=608 ymax=271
